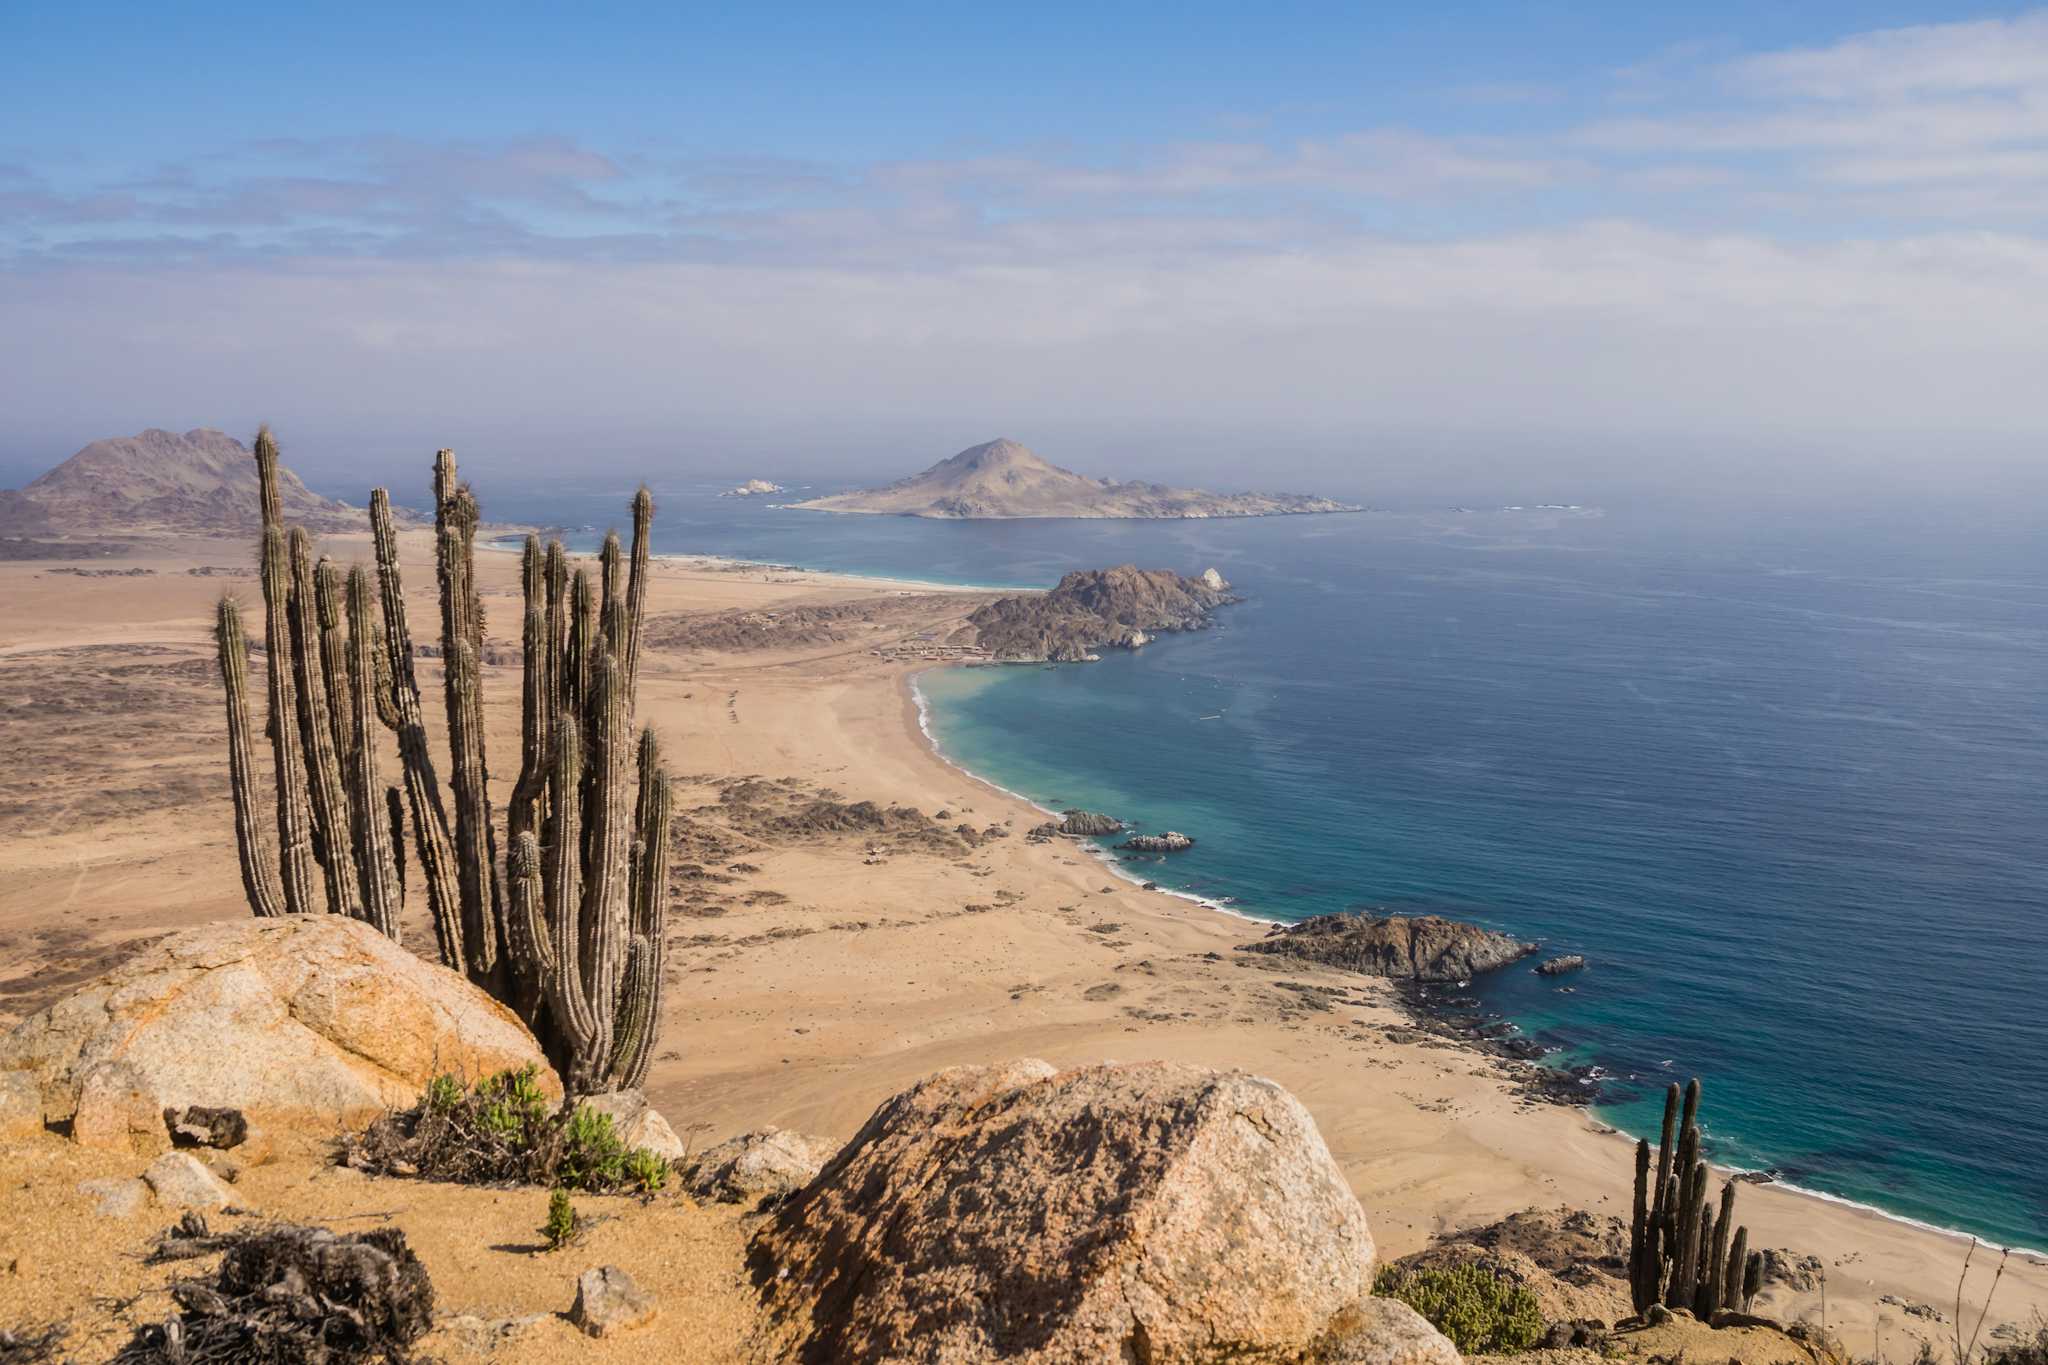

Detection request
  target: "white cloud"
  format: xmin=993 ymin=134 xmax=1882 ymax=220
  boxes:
xmin=1731 ymin=13 xmax=2048 ymax=99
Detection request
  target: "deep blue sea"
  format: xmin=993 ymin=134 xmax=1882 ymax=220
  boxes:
xmin=479 ymin=478 xmax=2048 ymax=1251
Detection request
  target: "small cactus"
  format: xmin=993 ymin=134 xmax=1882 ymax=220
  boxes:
xmin=544 ymin=1188 xmax=576 ymax=1250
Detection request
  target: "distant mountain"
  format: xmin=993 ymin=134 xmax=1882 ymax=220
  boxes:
xmin=790 ymin=439 xmax=1358 ymax=520
xmin=1 ymin=428 xmax=358 ymax=533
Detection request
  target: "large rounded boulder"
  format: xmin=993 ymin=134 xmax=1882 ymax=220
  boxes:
xmin=0 ymin=916 xmax=556 ymax=1151
xmin=748 ymin=1058 xmax=1406 ymax=1364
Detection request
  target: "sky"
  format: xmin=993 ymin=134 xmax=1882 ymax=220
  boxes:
xmin=4 ymin=2 xmax=2048 ymax=498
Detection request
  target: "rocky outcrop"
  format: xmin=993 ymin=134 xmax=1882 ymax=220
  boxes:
xmin=1240 ymin=912 xmax=1536 ymax=982
xmin=1385 ymin=1207 xmax=1632 ymax=1325
xmin=722 ymin=479 xmax=785 ymax=497
xmin=1120 ymin=831 xmax=1194 ymax=853
xmin=1058 ymin=809 xmax=1123 ymax=836
xmin=1535 ymin=955 xmax=1587 ymax=976
xmin=793 ymin=439 xmax=1358 ymax=520
xmin=967 ymin=565 xmax=1239 ymax=662
xmin=684 ymin=1128 xmax=840 ymax=1207
xmin=747 ymin=1057 xmax=1414 ymax=1364
xmin=0 ymin=917 xmax=555 ymax=1152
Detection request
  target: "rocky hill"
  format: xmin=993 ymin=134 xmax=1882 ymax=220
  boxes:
xmin=0 ymin=428 xmax=357 ymax=533
xmin=792 ymin=439 xmax=1358 ymax=520
xmin=964 ymin=564 xmax=1237 ymax=662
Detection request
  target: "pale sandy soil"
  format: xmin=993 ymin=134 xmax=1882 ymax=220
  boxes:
xmin=0 ymin=529 xmax=2041 ymax=1357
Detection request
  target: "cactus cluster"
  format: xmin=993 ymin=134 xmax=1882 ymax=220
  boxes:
xmin=1628 ymin=1078 xmax=1766 ymax=1319
xmin=213 ymin=427 xmax=671 ymax=1095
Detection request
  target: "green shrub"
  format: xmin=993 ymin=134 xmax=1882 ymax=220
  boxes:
xmin=343 ymin=1069 xmax=671 ymax=1196
xmin=422 ymin=1073 xmax=463 ymax=1114
xmin=543 ymin=1188 xmax=576 ymax=1251
xmin=557 ymin=1106 xmax=628 ymax=1191
xmin=623 ymin=1148 xmax=670 ymax=1194
xmin=1375 ymin=1263 xmax=1544 ymax=1355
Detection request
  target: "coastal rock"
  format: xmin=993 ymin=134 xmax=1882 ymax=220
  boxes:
xmin=748 ymin=1058 xmax=1377 ymax=1363
xmin=965 ymin=565 xmax=1239 ymax=663
xmin=577 ymin=1090 xmax=687 ymax=1162
xmin=1201 ymin=567 xmax=1230 ymax=591
xmin=1535 ymin=955 xmax=1587 ymax=976
xmin=1755 ymin=1248 xmax=1827 ymax=1293
xmin=1058 ymin=809 xmax=1123 ymax=836
xmin=1240 ymin=911 xmax=1536 ymax=982
xmin=0 ymin=917 xmax=556 ymax=1152
xmin=1119 ymin=831 xmax=1195 ymax=853
xmin=684 ymin=1127 xmax=840 ymax=1207
xmin=722 ymin=479 xmax=785 ymax=497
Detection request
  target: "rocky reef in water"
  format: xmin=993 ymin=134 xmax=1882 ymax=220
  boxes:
xmin=1058 ymin=810 xmax=1124 ymax=835
xmin=963 ymin=564 xmax=1238 ymax=662
xmin=1239 ymin=910 xmax=1537 ymax=982
xmin=1120 ymin=831 xmax=1195 ymax=853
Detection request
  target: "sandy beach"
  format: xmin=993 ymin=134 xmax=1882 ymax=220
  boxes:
xmin=2 ymin=527 xmax=2042 ymax=1355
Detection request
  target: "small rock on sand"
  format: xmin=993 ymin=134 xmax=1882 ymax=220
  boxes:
xmin=143 ymin=1151 xmax=234 ymax=1209
xmin=572 ymin=1265 xmax=657 ymax=1338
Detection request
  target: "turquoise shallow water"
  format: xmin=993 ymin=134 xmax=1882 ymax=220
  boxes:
xmin=488 ymin=481 xmax=2048 ymax=1250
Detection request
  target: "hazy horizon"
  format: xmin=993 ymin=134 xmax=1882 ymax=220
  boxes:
xmin=7 ymin=3 xmax=2048 ymax=505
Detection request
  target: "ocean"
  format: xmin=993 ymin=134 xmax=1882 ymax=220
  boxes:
xmin=484 ymin=479 xmax=2048 ymax=1251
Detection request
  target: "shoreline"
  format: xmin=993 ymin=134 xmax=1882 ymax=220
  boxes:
xmin=3 ymin=532 xmax=2044 ymax=1350
xmin=901 ymin=656 xmax=2048 ymax=1265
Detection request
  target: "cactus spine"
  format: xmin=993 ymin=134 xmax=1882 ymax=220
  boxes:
xmin=1626 ymin=1076 xmax=1756 ymax=1325
xmin=214 ymin=432 xmax=674 ymax=1097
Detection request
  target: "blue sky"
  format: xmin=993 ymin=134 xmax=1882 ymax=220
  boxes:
xmin=5 ymin=3 xmax=2047 ymax=492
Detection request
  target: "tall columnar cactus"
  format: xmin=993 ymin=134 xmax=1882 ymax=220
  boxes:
xmin=1627 ymin=1076 xmax=1756 ymax=1324
xmin=433 ymin=450 xmax=505 ymax=986
xmin=370 ymin=486 xmax=463 ymax=963
xmin=1723 ymin=1224 xmax=1750 ymax=1315
xmin=623 ymin=487 xmax=652 ymax=711
xmin=254 ymin=431 xmax=318 ymax=916
xmin=345 ymin=567 xmax=403 ymax=939
xmin=214 ymin=598 xmax=284 ymax=919
xmin=289 ymin=527 xmax=361 ymax=920
xmin=214 ymin=429 xmax=674 ymax=1097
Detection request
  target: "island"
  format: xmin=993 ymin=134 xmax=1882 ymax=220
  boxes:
xmin=722 ymin=479 xmax=785 ymax=497
xmin=789 ymin=438 xmax=1358 ymax=520
xmin=961 ymin=564 xmax=1237 ymax=662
